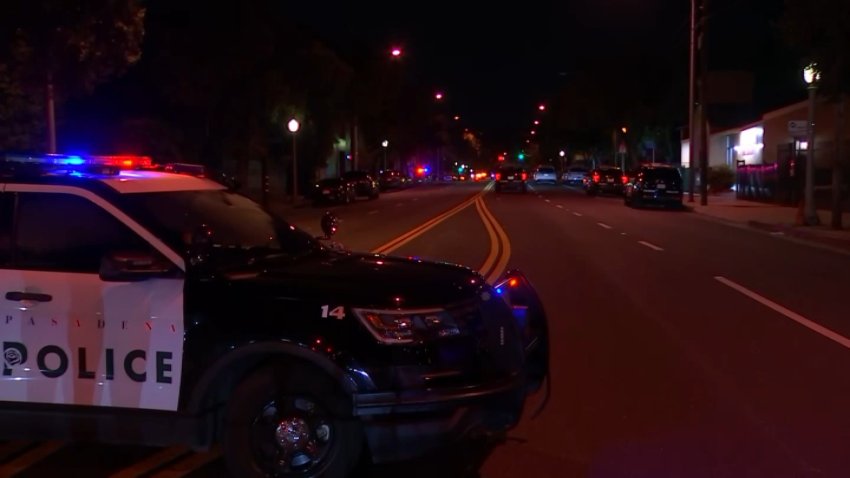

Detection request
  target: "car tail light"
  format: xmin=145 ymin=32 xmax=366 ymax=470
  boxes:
xmin=521 ymin=172 xmax=528 ymax=181
xmin=621 ymin=175 xmax=628 ymax=184
xmin=592 ymin=173 xmax=600 ymax=183
xmin=496 ymin=173 xmax=502 ymax=180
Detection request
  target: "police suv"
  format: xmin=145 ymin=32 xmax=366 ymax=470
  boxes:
xmin=0 ymin=153 xmax=549 ymax=477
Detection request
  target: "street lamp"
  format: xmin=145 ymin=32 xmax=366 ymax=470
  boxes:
xmin=538 ymin=104 xmax=546 ymax=111
xmin=802 ymin=63 xmax=821 ymax=225
xmin=391 ymin=47 xmax=402 ymax=58
xmin=533 ymin=120 xmax=540 ymax=125
xmin=381 ymin=139 xmax=389 ymax=170
xmin=453 ymin=115 xmax=460 ymax=121
xmin=288 ymin=118 xmax=300 ymax=205
xmin=434 ymin=92 xmax=444 ymax=101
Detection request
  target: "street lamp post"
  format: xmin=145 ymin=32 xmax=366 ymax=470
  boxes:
xmin=803 ymin=64 xmax=821 ymax=226
xmin=288 ymin=118 xmax=300 ymax=205
xmin=381 ymin=140 xmax=389 ymax=170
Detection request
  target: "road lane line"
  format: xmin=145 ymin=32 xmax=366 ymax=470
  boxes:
xmin=109 ymin=447 xmax=193 ymax=478
xmin=638 ymin=240 xmax=664 ymax=251
xmin=597 ymin=222 xmax=612 ymax=229
xmin=572 ymin=212 xmax=582 ymax=217
xmin=368 ymin=209 xmax=379 ymax=215
xmin=544 ymin=199 xmax=551 ymax=203
xmin=371 ymin=188 xmax=486 ymax=254
xmin=555 ymin=205 xmax=564 ymax=209
xmin=475 ymin=197 xmax=500 ymax=279
xmin=148 ymin=448 xmax=222 ymax=478
xmin=715 ymin=276 xmax=850 ymax=349
xmin=0 ymin=441 xmax=63 ymax=476
xmin=620 ymin=232 xmax=628 ymax=236
xmin=477 ymin=198 xmax=512 ymax=284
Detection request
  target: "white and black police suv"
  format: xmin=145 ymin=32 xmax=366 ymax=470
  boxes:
xmin=0 ymin=153 xmax=549 ymax=477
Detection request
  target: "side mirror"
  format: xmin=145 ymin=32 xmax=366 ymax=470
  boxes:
xmin=320 ymin=212 xmax=339 ymax=238
xmin=99 ymin=250 xmax=179 ymax=282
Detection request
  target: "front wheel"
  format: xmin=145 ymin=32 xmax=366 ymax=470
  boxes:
xmin=223 ymin=365 xmax=363 ymax=478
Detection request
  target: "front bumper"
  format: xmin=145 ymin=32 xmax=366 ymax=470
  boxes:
xmin=351 ymin=270 xmax=549 ymax=463
xmin=354 ymin=374 xmax=525 ymax=463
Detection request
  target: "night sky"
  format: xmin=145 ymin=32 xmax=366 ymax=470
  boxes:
xmin=288 ymin=0 xmax=800 ymax=138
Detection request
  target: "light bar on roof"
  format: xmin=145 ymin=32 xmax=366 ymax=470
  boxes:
xmin=1 ymin=153 xmax=155 ymax=177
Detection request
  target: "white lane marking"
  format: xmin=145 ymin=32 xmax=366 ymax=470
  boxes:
xmin=715 ymin=276 xmax=850 ymax=350
xmin=597 ymin=222 xmax=612 ymax=229
xmin=545 ymin=199 xmax=552 ymax=203
xmin=573 ymin=212 xmax=583 ymax=217
xmin=556 ymin=204 xmax=564 ymax=209
xmin=638 ymin=241 xmax=664 ymax=251
xmin=368 ymin=209 xmax=379 ymax=215
xmin=621 ymin=232 xmax=628 ymax=236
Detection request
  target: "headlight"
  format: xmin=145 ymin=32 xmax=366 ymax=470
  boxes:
xmin=352 ymin=308 xmax=461 ymax=344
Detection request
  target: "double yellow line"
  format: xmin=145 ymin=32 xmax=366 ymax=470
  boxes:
xmin=371 ymin=183 xmax=511 ymax=284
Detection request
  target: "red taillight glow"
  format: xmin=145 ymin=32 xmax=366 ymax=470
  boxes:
xmin=592 ymin=173 xmax=600 ymax=183
xmin=621 ymin=175 xmax=628 ymax=184
xmin=496 ymin=173 xmax=502 ymax=180
xmin=509 ymin=278 xmax=519 ymax=287
xmin=521 ymin=172 xmax=528 ymax=181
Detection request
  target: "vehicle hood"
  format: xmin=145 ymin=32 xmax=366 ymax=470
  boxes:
xmin=224 ymin=251 xmax=487 ymax=309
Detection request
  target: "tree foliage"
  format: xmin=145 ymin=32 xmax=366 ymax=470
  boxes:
xmin=0 ymin=0 xmax=145 ymax=150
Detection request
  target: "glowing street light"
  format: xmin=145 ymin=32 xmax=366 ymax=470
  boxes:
xmin=530 ymin=130 xmax=536 ymax=135
xmin=391 ymin=47 xmax=402 ymax=58
xmin=381 ymin=139 xmax=389 ymax=170
xmin=802 ymin=63 xmax=821 ymax=225
xmin=454 ymin=115 xmax=460 ymax=121
xmin=287 ymin=118 xmax=300 ymax=205
xmin=533 ymin=120 xmax=540 ymax=125
xmin=559 ymin=150 xmax=565 ymax=157
xmin=434 ymin=92 xmax=444 ymax=100
xmin=621 ymin=127 xmax=628 ymax=134
xmin=538 ymin=104 xmax=546 ymax=111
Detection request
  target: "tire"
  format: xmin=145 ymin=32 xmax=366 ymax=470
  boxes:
xmin=223 ymin=365 xmax=363 ymax=478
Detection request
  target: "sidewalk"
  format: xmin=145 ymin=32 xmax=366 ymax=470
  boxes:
xmin=686 ymin=191 xmax=850 ymax=253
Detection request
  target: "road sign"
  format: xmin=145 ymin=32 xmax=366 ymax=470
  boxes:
xmin=788 ymin=120 xmax=808 ymax=137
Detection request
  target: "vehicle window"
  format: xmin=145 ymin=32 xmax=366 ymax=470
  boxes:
xmin=538 ymin=167 xmax=555 ymax=173
xmin=119 ymin=190 xmax=316 ymax=257
xmin=13 ymin=193 xmax=155 ymax=273
xmin=644 ymin=169 xmax=681 ymax=182
xmin=0 ymin=193 xmax=12 ymax=267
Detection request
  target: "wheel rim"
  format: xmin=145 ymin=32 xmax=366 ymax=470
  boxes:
xmin=251 ymin=396 xmax=334 ymax=476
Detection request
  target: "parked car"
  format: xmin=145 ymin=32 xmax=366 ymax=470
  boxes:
xmin=585 ymin=166 xmax=626 ymax=196
xmin=342 ymin=170 xmax=380 ymax=199
xmin=562 ymin=166 xmax=589 ymax=186
xmin=624 ymin=163 xmax=684 ymax=208
xmin=312 ymin=177 xmax=356 ymax=205
xmin=533 ymin=166 xmax=558 ymax=184
xmin=378 ymin=169 xmax=406 ymax=191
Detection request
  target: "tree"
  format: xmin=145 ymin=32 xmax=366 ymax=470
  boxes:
xmin=0 ymin=0 xmax=146 ymax=151
xmin=781 ymin=0 xmax=850 ymax=228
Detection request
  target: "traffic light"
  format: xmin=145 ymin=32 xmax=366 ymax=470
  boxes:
xmin=498 ymin=155 xmax=505 ymax=162
xmin=518 ymin=152 xmax=525 ymax=161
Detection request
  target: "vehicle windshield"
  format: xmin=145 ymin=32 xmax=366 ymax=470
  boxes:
xmin=538 ymin=167 xmax=555 ymax=173
xmin=119 ymin=190 xmax=317 ymax=257
xmin=644 ymin=168 xmax=682 ymax=182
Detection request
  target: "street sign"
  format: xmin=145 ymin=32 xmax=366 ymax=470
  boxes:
xmin=788 ymin=120 xmax=808 ymax=137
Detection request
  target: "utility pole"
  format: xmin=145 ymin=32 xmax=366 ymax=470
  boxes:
xmin=687 ymin=0 xmax=697 ymax=203
xmin=698 ymin=0 xmax=710 ymax=206
xmin=46 ymin=73 xmax=57 ymax=153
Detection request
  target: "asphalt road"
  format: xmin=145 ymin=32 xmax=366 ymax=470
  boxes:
xmin=6 ymin=181 xmax=850 ymax=477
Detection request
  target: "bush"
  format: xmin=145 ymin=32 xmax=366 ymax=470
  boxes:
xmin=708 ymin=165 xmax=735 ymax=192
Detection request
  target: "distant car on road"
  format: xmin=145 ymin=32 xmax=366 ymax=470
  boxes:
xmin=495 ymin=165 xmax=528 ymax=194
xmin=586 ymin=166 xmax=626 ymax=196
xmin=562 ymin=166 xmax=589 ymax=186
xmin=533 ymin=166 xmax=558 ymax=184
xmin=312 ymin=177 xmax=356 ymax=205
xmin=343 ymin=170 xmax=380 ymax=199
xmin=378 ymin=169 xmax=407 ymax=191
xmin=624 ymin=164 xmax=684 ymax=208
